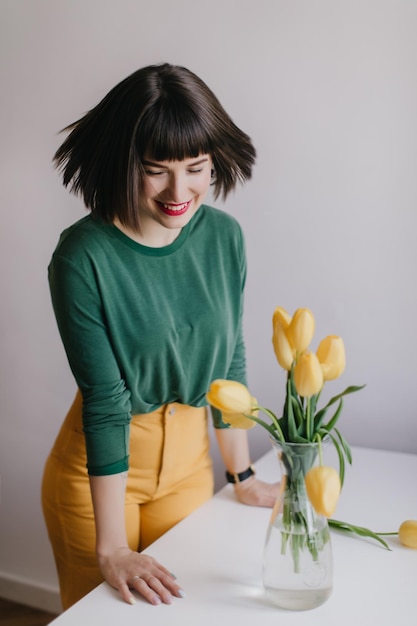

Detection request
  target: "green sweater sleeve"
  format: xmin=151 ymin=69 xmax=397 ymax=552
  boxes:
xmin=49 ymin=254 xmax=132 ymax=475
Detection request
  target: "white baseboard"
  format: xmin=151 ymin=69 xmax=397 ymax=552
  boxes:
xmin=0 ymin=570 xmax=62 ymax=614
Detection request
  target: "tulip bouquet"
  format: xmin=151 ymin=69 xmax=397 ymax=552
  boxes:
xmin=269 ymin=306 xmax=364 ymax=501
xmin=207 ymin=307 xmax=417 ymax=588
xmin=207 ymin=306 xmax=366 ymax=579
xmin=208 ymin=307 xmax=364 ymax=511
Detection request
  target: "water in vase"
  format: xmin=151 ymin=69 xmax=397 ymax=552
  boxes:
xmin=263 ymin=514 xmax=333 ymax=611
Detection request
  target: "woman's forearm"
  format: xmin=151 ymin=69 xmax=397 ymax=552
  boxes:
xmin=89 ymin=472 xmax=129 ymax=557
xmin=215 ymin=427 xmax=279 ymax=507
xmin=214 ymin=427 xmax=251 ymax=474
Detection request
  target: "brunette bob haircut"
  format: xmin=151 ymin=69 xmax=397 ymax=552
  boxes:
xmin=54 ymin=63 xmax=256 ymax=231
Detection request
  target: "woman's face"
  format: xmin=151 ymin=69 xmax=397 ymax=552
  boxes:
xmin=139 ymin=154 xmax=212 ymax=235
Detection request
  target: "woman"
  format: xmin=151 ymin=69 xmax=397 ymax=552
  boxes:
xmin=42 ymin=63 xmax=277 ymax=610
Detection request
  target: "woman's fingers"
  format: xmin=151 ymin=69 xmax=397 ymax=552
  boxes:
xmin=129 ymin=575 xmax=165 ymax=605
xmin=119 ymin=580 xmax=139 ymax=605
xmin=118 ymin=554 xmax=186 ymax=605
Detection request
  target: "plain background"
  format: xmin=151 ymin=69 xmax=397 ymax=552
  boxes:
xmin=1 ymin=0 xmax=416 ymax=613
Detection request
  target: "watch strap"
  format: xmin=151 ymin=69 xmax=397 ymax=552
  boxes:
xmin=225 ymin=465 xmax=255 ymax=484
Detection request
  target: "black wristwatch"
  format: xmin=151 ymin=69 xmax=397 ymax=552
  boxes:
xmin=225 ymin=465 xmax=255 ymax=484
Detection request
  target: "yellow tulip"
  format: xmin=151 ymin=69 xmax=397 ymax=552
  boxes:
xmin=305 ymin=465 xmax=341 ymax=517
xmin=286 ymin=308 xmax=315 ymax=355
xmin=272 ymin=306 xmax=291 ymax=331
xmin=221 ymin=400 xmax=258 ymax=430
xmin=293 ymin=352 xmax=323 ymax=397
xmin=206 ymin=379 xmax=253 ymax=415
xmin=317 ymin=335 xmax=346 ymax=381
xmin=398 ymin=520 xmax=417 ymax=549
xmin=272 ymin=322 xmax=294 ymax=370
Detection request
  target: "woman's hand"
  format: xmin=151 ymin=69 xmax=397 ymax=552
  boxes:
xmin=90 ymin=474 xmax=185 ymax=606
xmin=233 ymin=476 xmax=279 ymax=508
xmin=98 ymin=546 xmax=186 ymax=606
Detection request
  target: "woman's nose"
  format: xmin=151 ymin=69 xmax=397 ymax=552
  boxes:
xmin=166 ymin=173 xmax=187 ymax=201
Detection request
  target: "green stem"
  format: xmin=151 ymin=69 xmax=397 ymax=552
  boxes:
xmin=314 ymin=433 xmax=323 ymax=465
xmin=255 ymin=406 xmax=286 ymax=441
xmin=244 ymin=414 xmax=278 ymax=439
xmin=306 ymin=397 xmax=311 ymax=439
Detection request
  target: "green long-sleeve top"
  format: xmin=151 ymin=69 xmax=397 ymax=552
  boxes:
xmin=48 ymin=204 xmax=247 ymax=475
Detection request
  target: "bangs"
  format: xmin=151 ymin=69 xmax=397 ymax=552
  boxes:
xmin=135 ymin=102 xmax=213 ymax=162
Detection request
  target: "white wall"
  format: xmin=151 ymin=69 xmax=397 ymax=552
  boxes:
xmin=1 ymin=0 xmax=416 ymax=613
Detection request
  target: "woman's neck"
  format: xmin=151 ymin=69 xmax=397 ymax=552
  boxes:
xmin=113 ymin=217 xmax=181 ymax=248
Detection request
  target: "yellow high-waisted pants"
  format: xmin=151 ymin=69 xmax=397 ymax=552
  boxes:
xmin=41 ymin=391 xmax=214 ymax=610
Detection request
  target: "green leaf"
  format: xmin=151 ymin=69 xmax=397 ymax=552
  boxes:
xmin=328 ymin=433 xmax=346 ymax=485
xmin=255 ymin=407 xmax=286 ymax=441
xmin=278 ymin=415 xmax=289 ymax=440
xmin=334 ymin=428 xmax=353 ymax=465
xmin=290 ymin=396 xmax=304 ymax=428
xmin=312 ymin=406 xmax=331 ymax=432
xmin=308 ymin=391 xmax=320 ymax=419
xmin=289 ymin=367 xmax=298 ymax=397
xmin=328 ymin=518 xmax=391 ymax=550
xmin=313 ymin=385 xmax=365 ymax=429
xmin=247 ymin=414 xmax=278 ymax=438
xmin=323 ymin=385 xmax=366 ymax=410
xmin=322 ymin=398 xmax=344 ymax=432
xmin=286 ymin=378 xmax=298 ymax=441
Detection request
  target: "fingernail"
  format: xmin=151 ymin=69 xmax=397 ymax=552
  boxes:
xmin=177 ymin=589 xmax=186 ymax=598
xmin=128 ymin=596 xmax=136 ymax=605
xmin=152 ymin=595 xmax=162 ymax=605
xmin=170 ymin=571 xmax=177 ymax=579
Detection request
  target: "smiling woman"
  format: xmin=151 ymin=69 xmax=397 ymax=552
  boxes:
xmin=113 ymin=154 xmax=213 ymax=246
xmin=53 ymin=64 xmax=254 ymax=231
xmin=42 ymin=62 xmax=278 ymax=612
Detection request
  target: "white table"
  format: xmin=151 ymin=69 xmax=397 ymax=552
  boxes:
xmin=49 ymin=446 xmax=417 ymax=625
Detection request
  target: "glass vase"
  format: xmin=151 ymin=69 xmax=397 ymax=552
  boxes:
xmin=262 ymin=439 xmax=333 ymax=610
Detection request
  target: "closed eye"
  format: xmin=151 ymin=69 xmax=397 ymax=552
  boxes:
xmin=145 ymin=168 xmax=204 ymax=176
xmin=144 ymin=170 xmax=166 ymax=176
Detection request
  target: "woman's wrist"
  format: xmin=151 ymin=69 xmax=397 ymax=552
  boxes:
xmin=225 ymin=465 xmax=255 ymax=484
xmin=97 ymin=544 xmax=130 ymax=560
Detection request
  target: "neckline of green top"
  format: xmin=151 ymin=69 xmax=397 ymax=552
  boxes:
xmin=107 ymin=220 xmax=191 ymax=256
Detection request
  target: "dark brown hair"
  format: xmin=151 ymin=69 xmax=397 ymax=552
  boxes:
xmin=53 ymin=63 xmax=256 ymax=230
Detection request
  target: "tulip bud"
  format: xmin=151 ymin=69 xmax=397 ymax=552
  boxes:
xmin=293 ymin=352 xmax=323 ymax=397
xmin=272 ymin=323 xmax=294 ymax=370
xmin=286 ymin=308 xmax=315 ymax=355
xmin=398 ymin=520 xmax=417 ymax=549
xmin=221 ymin=396 xmax=258 ymax=430
xmin=206 ymin=379 xmax=253 ymax=414
xmin=221 ymin=413 xmax=256 ymax=429
xmin=317 ymin=335 xmax=346 ymax=381
xmin=305 ymin=465 xmax=341 ymax=517
xmin=272 ymin=306 xmax=291 ymax=331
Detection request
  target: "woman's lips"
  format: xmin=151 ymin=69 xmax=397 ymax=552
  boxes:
xmin=156 ymin=200 xmax=192 ymax=216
